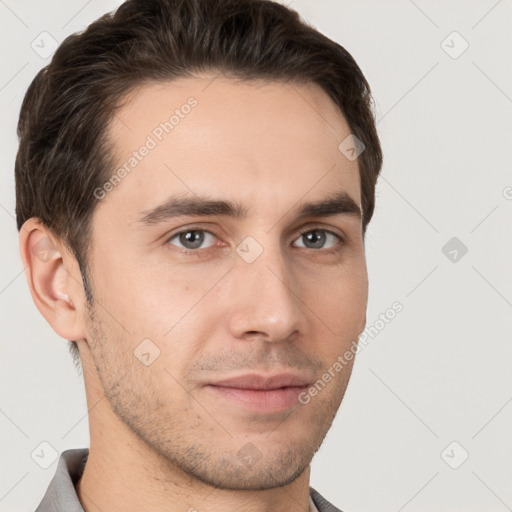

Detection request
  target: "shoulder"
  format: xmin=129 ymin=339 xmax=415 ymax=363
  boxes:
xmin=310 ymin=486 xmax=345 ymax=512
xmin=33 ymin=448 xmax=89 ymax=512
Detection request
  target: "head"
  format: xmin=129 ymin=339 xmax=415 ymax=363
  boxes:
xmin=16 ymin=0 xmax=382 ymax=491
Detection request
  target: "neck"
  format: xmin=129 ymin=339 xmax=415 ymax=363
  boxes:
xmin=75 ymin=359 xmax=313 ymax=512
xmin=76 ymin=430 xmax=312 ymax=512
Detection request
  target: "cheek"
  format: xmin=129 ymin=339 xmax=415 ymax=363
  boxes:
xmin=93 ymin=252 xmax=197 ymax=328
xmin=307 ymin=263 xmax=368 ymax=338
xmin=108 ymin=266 xmax=221 ymax=371
xmin=131 ymin=265 xmax=216 ymax=324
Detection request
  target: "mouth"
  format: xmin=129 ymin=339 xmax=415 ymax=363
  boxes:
xmin=204 ymin=372 xmax=312 ymax=413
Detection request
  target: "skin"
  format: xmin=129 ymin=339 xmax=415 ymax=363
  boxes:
xmin=20 ymin=75 xmax=368 ymax=512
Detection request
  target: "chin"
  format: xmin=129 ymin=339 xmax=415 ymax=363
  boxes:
xmin=153 ymin=435 xmax=318 ymax=491
xmin=188 ymin=449 xmax=312 ymax=490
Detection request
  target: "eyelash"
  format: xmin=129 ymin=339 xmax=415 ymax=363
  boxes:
xmin=164 ymin=225 xmax=345 ymax=254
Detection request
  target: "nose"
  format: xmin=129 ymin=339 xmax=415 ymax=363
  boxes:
xmin=227 ymin=242 xmax=302 ymax=343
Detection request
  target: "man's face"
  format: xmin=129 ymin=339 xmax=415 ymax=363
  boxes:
xmin=81 ymin=75 xmax=368 ymax=489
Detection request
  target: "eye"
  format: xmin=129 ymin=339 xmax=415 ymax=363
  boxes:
xmin=166 ymin=228 xmax=218 ymax=251
xmin=165 ymin=226 xmax=344 ymax=254
xmin=293 ymin=228 xmax=343 ymax=251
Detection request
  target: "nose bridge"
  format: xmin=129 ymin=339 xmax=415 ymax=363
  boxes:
xmin=228 ymin=233 xmax=301 ymax=341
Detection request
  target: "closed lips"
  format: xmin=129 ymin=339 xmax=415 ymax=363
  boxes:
xmin=208 ymin=373 xmax=311 ymax=390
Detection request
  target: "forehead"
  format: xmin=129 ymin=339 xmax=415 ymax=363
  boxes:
xmin=101 ymin=75 xmax=360 ymax=219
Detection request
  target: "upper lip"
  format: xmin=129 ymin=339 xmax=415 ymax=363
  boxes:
xmin=208 ymin=373 xmax=312 ymax=390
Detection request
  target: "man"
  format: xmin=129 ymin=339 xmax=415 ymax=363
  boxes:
xmin=16 ymin=0 xmax=382 ymax=510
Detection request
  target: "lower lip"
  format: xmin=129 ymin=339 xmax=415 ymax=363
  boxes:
xmin=205 ymin=385 xmax=308 ymax=413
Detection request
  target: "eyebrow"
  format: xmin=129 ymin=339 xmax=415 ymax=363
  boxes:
xmin=135 ymin=190 xmax=361 ymax=226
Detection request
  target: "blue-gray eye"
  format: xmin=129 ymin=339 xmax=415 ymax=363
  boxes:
xmin=167 ymin=229 xmax=216 ymax=250
xmin=294 ymin=229 xmax=341 ymax=250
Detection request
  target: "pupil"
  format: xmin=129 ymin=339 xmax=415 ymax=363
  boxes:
xmin=182 ymin=230 xmax=203 ymax=248
xmin=306 ymin=230 xmax=324 ymax=248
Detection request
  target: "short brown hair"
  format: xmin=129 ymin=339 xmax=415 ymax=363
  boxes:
xmin=15 ymin=0 xmax=383 ymax=367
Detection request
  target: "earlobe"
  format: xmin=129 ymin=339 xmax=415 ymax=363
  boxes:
xmin=19 ymin=218 xmax=85 ymax=341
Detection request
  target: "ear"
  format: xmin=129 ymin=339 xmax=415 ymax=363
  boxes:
xmin=19 ymin=218 xmax=87 ymax=342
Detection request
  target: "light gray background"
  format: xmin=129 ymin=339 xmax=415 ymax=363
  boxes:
xmin=1 ymin=1 xmax=511 ymax=511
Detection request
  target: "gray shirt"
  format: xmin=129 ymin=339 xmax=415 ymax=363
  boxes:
xmin=34 ymin=448 xmax=342 ymax=512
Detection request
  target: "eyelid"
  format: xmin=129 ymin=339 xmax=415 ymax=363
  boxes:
xmin=295 ymin=224 xmax=345 ymax=244
xmin=164 ymin=224 xmax=222 ymax=244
